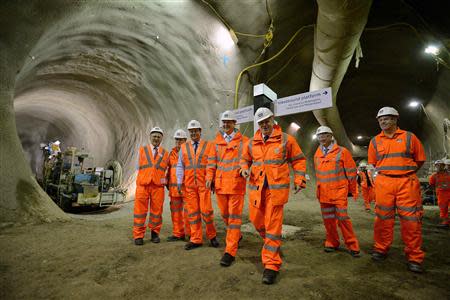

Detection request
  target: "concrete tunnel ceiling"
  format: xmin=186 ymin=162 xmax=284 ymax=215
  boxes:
xmin=2 ymin=0 xmax=450 ymax=221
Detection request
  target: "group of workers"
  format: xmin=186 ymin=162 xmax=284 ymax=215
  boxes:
xmin=132 ymin=105 xmax=448 ymax=284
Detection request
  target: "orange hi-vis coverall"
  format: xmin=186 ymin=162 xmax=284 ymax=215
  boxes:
xmin=168 ymin=147 xmax=190 ymax=238
xmin=206 ymin=130 xmax=248 ymax=257
xmin=368 ymin=128 xmax=426 ymax=263
xmin=429 ymin=171 xmax=450 ymax=225
xmin=133 ymin=145 xmax=169 ymax=239
xmin=358 ymin=169 xmax=375 ymax=209
xmin=179 ymin=140 xmax=217 ymax=244
xmin=314 ymin=143 xmax=360 ymax=252
xmin=240 ymin=125 xmax=306 ymax=271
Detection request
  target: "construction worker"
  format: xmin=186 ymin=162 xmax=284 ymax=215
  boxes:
xmin=206 ymin=110 xmax=249 ymax=267
xmin=176 ymin=120 xmax=219 ymax=250
xmin=314 ymin=126 xmax=360 ymax=257
xmin=429 ymin=160 xmax=450 ymax=228
xmin=133 ymin=127 xmax=170 ymax=245
xmin=368 ymin=106 xmax=426 ymax=273
xmin=357 ymin=162 xmax=375 ymax=212
xmin=166 ymin=129 xmax=191 ymax=241
xmin=240 ymin=107 xmax=306 ymax=285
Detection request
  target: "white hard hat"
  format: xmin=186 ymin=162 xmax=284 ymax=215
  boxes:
xmin=376 ymin=106 xmax=399 ymax=118
xmin=254 ymin=107 xmax=274 ymax=123
xmin=54 ymin=140 xmax=61 ymax=145
xmin=316 ymin=126 xmax=333 ymax=135
xmin=434 ymin=160 xmax=444 ymax=165
xmin=221 ymin=110 xmax=237 ymax=122
xmin=359 ymin=162 xmax=367 ymax=168
xmin=443 ymin=159 xmax=450 ymax=165
xmin=150 ymin=126 xmax=164 ymax=135
xmin=173 ymin=129 xmax=188 ymax=139
xmin=187 ymin=120 xmax=202 ymax=130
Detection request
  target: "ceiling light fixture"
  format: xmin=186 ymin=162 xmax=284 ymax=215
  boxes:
xmin=408 ymin=101 xmax=420 ymax=108
xmin=357 ymin=135 xmax=363 ymax=140
xmin=424 ymin=45 xmax=439 ymax=56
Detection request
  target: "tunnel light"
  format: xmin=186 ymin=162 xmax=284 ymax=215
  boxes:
xmin=214 ymin=26 xmax=236 ymax=50
xmin=357 ymin=135 xmax=363 ymax=140
xmin=289 ymin=122 xmax=301 ymax=131
xmin=424 ymin=45 xmax=439 ymax=56
xmin=408 ymin=101 xmax=420 ymax=108
xmin=312 ymin=134 xmax=317 ymax=140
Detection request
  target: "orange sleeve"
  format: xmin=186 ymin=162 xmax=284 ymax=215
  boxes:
xmin=429 ymin=173 xmax=436 ymax=186
xmin=206 ymin=142 xmax=217 ymax=181
xmin=411 ymin=134 xmax=426 ymax=162
xmin=287 ymin=135 xmax=307 ymax=186
xmin=368 ymin=138 xmax=377 ymax=166
xmin=240 ymin=139 xmax=253 ymax=171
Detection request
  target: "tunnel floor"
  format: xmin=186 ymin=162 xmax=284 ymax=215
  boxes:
xmin=0 ymin=195 xmax=449 ymax=299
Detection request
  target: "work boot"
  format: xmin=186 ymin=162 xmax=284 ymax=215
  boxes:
xmin=167 ymin=235 xmax=185 ymax=242
xmin=349 ymin=250 xmax=361 ymax=258
xmin=134 ymin=238 xmax=144 ymax=246
xmin=407 ymin=261 xmax=424 ymax=273
xmin=371 ymin=251 xmax=387 ymax=262
xmin=150 ymin=231 xmax=160 ymax=243
xmin=324 ymin=246 xmax=338 ymax=253
xmin=262 ymin=269 xmax=278 ymax=285
xmin=220 ymin=253 xmax=235 ymax=267
xmin=210 ymin=237 xmax=220 ymax=248
xmin=184 ymin=242 xmax=202 ymax=250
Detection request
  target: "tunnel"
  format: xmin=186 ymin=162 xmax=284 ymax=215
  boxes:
xmin=1 ymin=0 xmax=450 ymax=298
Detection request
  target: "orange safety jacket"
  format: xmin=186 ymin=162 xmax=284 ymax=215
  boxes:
xmin=314 ymin=143 xmax=358 ymax=203
xmin=429 ymin=172 xmax=450 ymax=193
xmin=180 ymin=140 xmax=213 ymax=188
xmin=206 ymin=130 xmax=249 ymax=195
xmin=240 ymin=125 xmax=306 ymax=206
xmin=136 ymin=145 xmax=169 ymax=186
xmin=357 ymin=169 xmax=374 ymax=188
xmin=368 ymin=128 xmax=426 ymax=176
xmin=168 ymin=147 xmax=185 ymax=197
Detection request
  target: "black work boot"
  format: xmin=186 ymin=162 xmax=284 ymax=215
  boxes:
xmin=134 ymin=238 xmax=144 ymax=246
xmin=220 ymin=253 xmax=235 ymax=267
xmin=349 ymin=250 xmax=361 ymax=258
xmin=262 ymin=269 xmax=278 ymax=285
xmin=184 ymin=242 xmax=202 ymax=250
xmin=209 ymin=237 xmax=219 ymax=248
xmin=150 ymin=231 xmax=160 ymax=243
xmin=167 ymin=235 xmax=185 ymax=242
xmin=324 ymin=246 xmax=338 ymax=253
xmin=371 ymin=251 xmax=387 ymax=262
xmin=407 ymin=261 xmax=424 ymax=273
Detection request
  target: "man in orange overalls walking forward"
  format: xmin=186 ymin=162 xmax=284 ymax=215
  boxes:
xmin=133 ymin=127 xmax=170 ymax=245
xmin=240 ymin=107 xmax=306 ymax=285
xmin=206 ymin=110 xmax=249 ymax=267
xmin=314 ymin=126 xmax=360 ymax=257
xmin=429 ymin=160 xmax=450 ymax=228
xmin=369 ymin=106 xmax=426 ymax=273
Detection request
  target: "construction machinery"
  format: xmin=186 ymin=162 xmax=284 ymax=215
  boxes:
xmin=41 ymin=146 xmax=126 ymax=211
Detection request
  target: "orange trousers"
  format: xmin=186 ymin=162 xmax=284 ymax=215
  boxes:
xmin=374 ymin=174 xmax=425 ymax=263
xmin=437 ymin=191 xmax=450 ymax=225
xmin=185 ymin=185 xmax=216 ymax=244
xmin=320 ymin=203 xmax=360 ymax=251
xmin=362 ymin=186 xmax=375 ymax=209
xmin=217 ymin=194 xmax=244 ymax=257
xmin=249 ymin=187 xmax=283 ymax=272
xmin=169 ymin=196 xmax=191 ymax=237
xmin=133 ymin=183 xmax=164 ymax=239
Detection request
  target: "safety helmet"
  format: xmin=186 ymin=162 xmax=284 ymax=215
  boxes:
xmin=254 ymin=107 xmax=274 ymax=123
xmin=359 ymin=162 xmax=367 ymax=168
xmin=187 ymin=120 xmax=202 ymax=130
xmin=434 ymin=160 xmax=444 ymax=165
xmin=316 ymin=126 xmax=333 ymax=135
xmin=150 ymin=126 xmax=164 ymax=135
xmin=376 ymin=106 xmax=399 ymax=118
xmin=173 ymin=129 xmax=188 ymax=139
xmin=221 ymin=110 xmax=237 ymax=122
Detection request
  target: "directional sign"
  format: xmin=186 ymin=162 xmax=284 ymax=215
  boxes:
xmin=274 ymin=87 xmax=332 ymax=117
xmin=232 ymin=105 xmax=254 ymax=124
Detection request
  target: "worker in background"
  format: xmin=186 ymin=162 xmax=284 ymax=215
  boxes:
xmin=206 ymin=110 xmax=248 ymax=267
xmin=429 ymin=160 xmax=450 ymax=228
xmin=368 ymin=106 xmax=426 ymax=273
xmin=240 ymin=107 xmax=306 ymax=285
xmin=176 ymin=120 xmax=219 ymax=250
xmin=314 ymin=126 xmax=360 ymax=258
xmin=133 ymin=127 xmax=170 ymax=246
xmin=357 ymin=162 xmax=375 ymax=212
xmin=166 ymin=129 xmax=191 ymax=241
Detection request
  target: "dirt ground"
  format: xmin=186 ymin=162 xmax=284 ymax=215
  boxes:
xmin=1 ymin=192 xmax=449 ymax=300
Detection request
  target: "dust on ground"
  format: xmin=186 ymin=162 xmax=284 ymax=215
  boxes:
xmin=1 ymin=193 xmax=449 ymax=300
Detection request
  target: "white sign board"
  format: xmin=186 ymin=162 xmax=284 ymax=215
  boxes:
xmin=274 ymin=87 xmax=332 ymax=117
xmin=232 ymin=105 xmax=254 ymax=124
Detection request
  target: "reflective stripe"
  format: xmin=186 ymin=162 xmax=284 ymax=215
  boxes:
xmin=335 ymin=208 xmax=347 ymax=213
xmin=207 ymin=163 xmax=216 ymax=168
xmin=248 ymin=184 xmax=258 ymax=190
xmin=149 ymin=220 xmax=162 ymax=226
xmin=186 ymin=143 xmax=194 ymax=167
xmin=228 ymin=224 xmax=241 ymax=229
xmin=201 ymin=211 xmax=213 ymax=217
xmin=316 ymin=175 xmax=348 ymax=183
xmin=336 ymin=216 xmax=350 ymax=220
xmin=398 ymin=214 xmax=420 ymax=222
xmin=294 ymin=170 xmax=306 ymax=176
xmin=371 ymin=137 xmax=380 ymax=161
xmin=265 ymin=159 xmax=285 ymax=165
xmin=228 ymin=214 xmax=242 ymax=219
xmin=216 ymin=165 xmax=241 ymax=172
xmin=376 ymin=166 xmax=417 ymax=171
xmin=397 ymin=205 xmax=422 ymax=212
xmin=376 ymin=204 xmax=395 ymax=211
xmin=288 ymin=153 xmax=305 ymax=162
xmin=149 ymin=213 xmax=161 ymax=219
xmin=322 ymin=214 xmax=336 ymax=219
xmin=134 ymin=222 xmax=145 ymax=227
xmin=154 ymin=149 xmax=167 ymax=171
xmin=344 ymin=168 xmax=356 ymax=173
xmin=266 ymin=233 xmax=282 ymax=241
xmin=134 ymin=213 xmax=147 ymax=218
xmin=188 ymin=211 xmax=200 ymax=217
xmin=189 ymin=219 xmax=201 ymax=225
xmin=405 ymin=131 xmax=411 ymax=157
xmin=263 ymin=244 xmax=280 ymax=253
xmin=376 ymin=213 xmax=395 ymax=220
xmin=208 ymin=156 xmax=217 ymax=161
xmin=197 ymin=142 xmax=208 ymax=165
xmin=143 ymin=146 xmax=153 ymax=167
xmin=219 ymin=158 xmax=241 ymax=163
xmin=268 ymin=184 xmax=289 ymax=190
xmin=379 ymin=152 xmax=412 ymax=159
xmin=316 ymin=168 xmax=345 ymax=175
xmin=252 ymin=161 xmax=263 ymax=166
xmin=321 ymin=207 xmax=336 ymax=213
xmin=204 ymin=220 xmax=214 ymax=225
xmin=170 ymin=208 xmax=183 ymax=213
